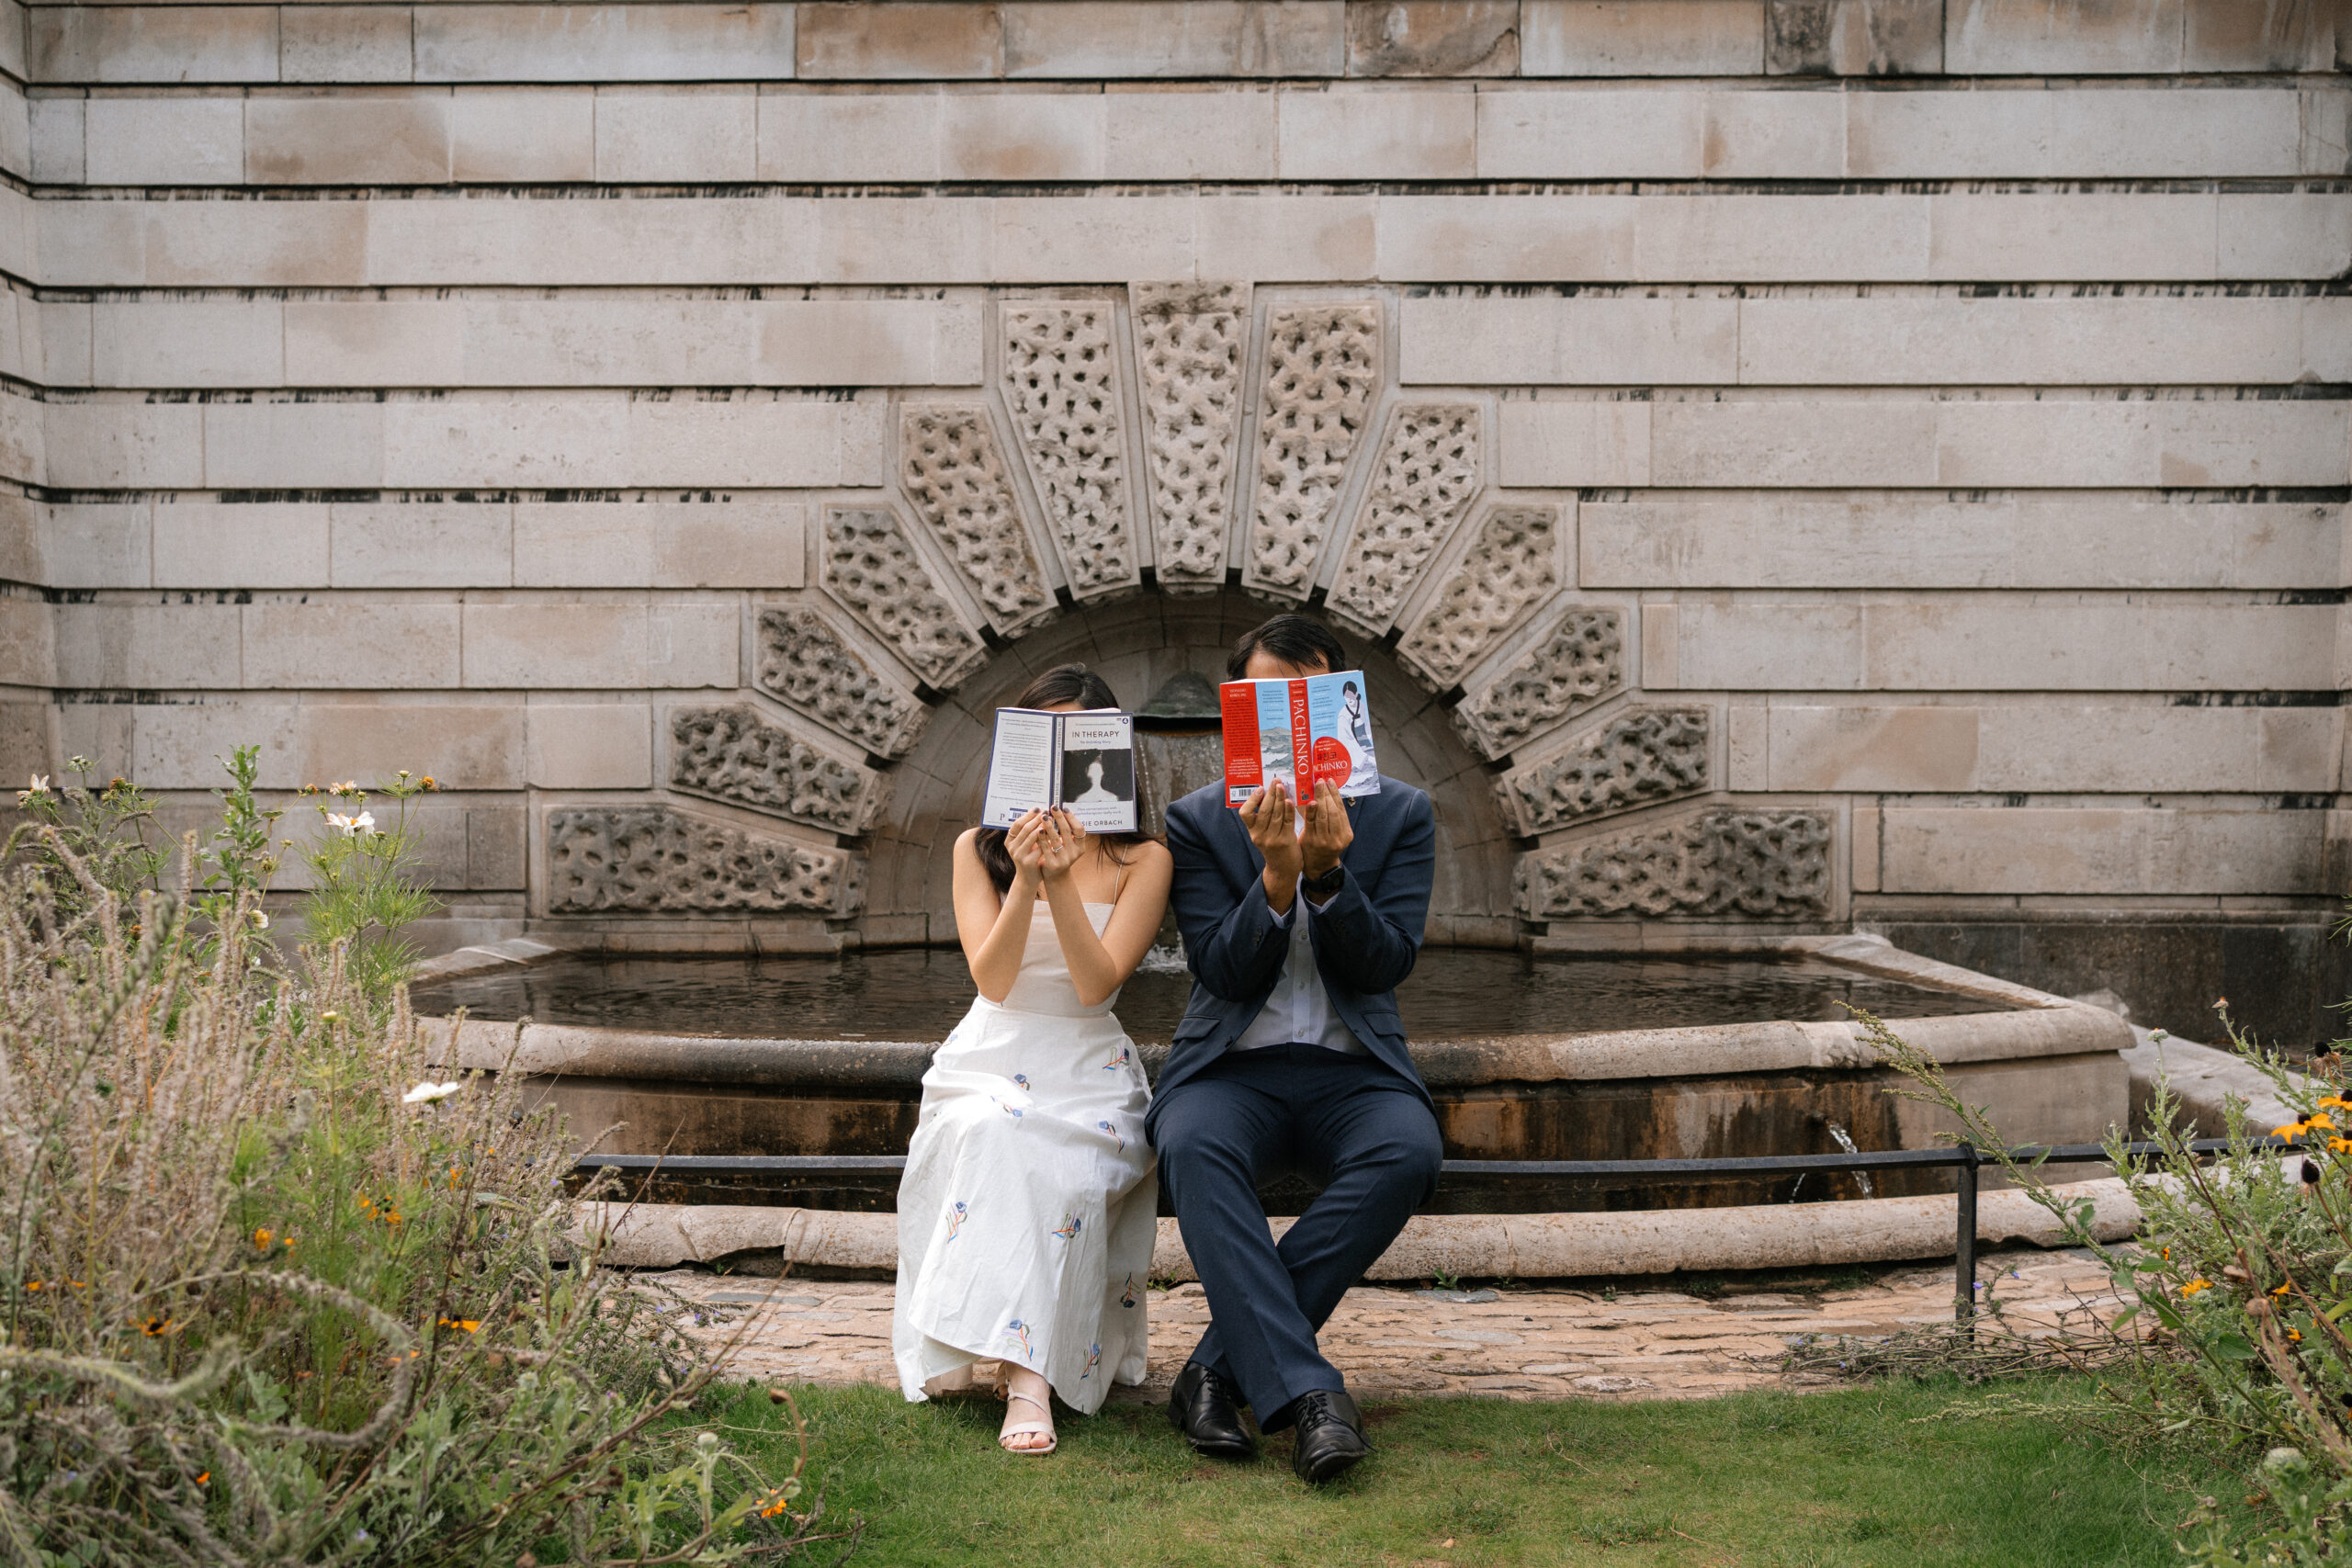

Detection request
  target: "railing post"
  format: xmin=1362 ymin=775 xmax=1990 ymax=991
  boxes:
xmin=1954 ymin=1143 xmax=1978 ymax=1334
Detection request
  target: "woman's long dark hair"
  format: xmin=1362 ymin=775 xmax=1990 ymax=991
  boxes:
xmin=974 ymin=664 xmax=1148 ymax=896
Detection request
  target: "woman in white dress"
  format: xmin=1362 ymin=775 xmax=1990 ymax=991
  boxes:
xmin=891 ymin=665 xmax=1173 ymax=1455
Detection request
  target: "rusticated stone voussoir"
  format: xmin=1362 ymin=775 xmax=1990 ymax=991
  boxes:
xmin=896 ymin=404 xmax=1053 ymax=631
xmin=1398 ymin=502 xmax=1561 ymax=690
xmin=1451 ymin=607 xmax=1626 ymax=761
xmin=1329 ymin=400 xmax=1485 ymax=636
xmin=547 ymin=806 xmax=864 ymax=917
xmin=999 ymin=302 xmax=1140 ymax=598
xmin=753 ymin=606 xmax=928 ymax=761
xmin=1246 ymin=302 xmax=1381 ymax=598
xmin=1499 ymin=706 xmax=1711 ymax=835
xmin=1131 ymin=281 xmax=1247 ymax=592
xmin=1514 ymin=809 xmax=1833 ymax=921
xmin=668 ymin=704 xmax=887 ymax=834
xmin=819 ymin=505 xmax=988 ymax=691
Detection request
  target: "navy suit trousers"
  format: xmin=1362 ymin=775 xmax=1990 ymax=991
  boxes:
xmin=1151 ymin=1043 xmax=1442 ymax=1430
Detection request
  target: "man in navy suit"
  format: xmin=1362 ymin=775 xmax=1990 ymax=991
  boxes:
xmin=1147 ymin=614 xmax=1442 ymax=1484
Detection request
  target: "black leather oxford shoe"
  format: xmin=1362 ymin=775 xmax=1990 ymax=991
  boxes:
xmin=1285 ymin=1388 xmax=1369 ymax=1483
xmin=1168 ymin=1361 xmax=1255 ymax=1459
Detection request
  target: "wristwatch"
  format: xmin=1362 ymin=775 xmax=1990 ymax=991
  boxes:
xmin=1303 ymin=863 xmax=1346 ymax=898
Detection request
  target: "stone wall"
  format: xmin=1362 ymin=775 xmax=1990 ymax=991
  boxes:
xmin=0 ymin=0 xmax=2344 ymax=1025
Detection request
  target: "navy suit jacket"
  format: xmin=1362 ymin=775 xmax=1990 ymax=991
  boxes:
xmin=1150 ymin=774 xmax=1437 ymax=1126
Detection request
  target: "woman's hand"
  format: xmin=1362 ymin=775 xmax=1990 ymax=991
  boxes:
xmin=1035 ymin=808 xmax=1087 ymax=883
xmin=1003 ymin=809 xmax=1050 ymax=889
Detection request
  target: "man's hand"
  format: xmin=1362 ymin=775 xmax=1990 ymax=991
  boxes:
xmin=1300 ymin=782 xmax=1353 ymax=899
xmin=1240 ymin=781 xmax=1303 ymax=914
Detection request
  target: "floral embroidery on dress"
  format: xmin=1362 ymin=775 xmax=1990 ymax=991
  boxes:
xmin=1050 ymin=1213 xmax=1082 ymax=1241
xmin=944 ymin=1201 xmax=967 ymax=1241
xmin=994 ymin=1097 xmax=1025 ymax=1121
xmin=1080 ymin=1342 xmax=1102 ymax=1381
xmin=1119 ymin=1274 xmax=1137 ymax=1309
xmin=1102 ymin=1044 xmax=1130 ymax=1072
xmin=1097 ymin=1119 xmax=1125 ymax=1153
xmin=1013 ymin=1073 xmax=1032 ymax=1093
xmin=1004 ymin=1318 xmax=1034 ymax=1361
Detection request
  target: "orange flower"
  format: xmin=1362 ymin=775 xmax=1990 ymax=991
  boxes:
xmin=2275 ymin=1122 xmax=2309 ymax=1139
xmin=438 ymin=1317 xmax=481 ymax=1333
xmin=139 ymin=1314 xmax=176 ymax=1337
xmin=195 ymin=1472 xmax=209 ymax=1486
xmin=2306 ymin=1112 xmax=2337 ymax=1132
xmin=2273 ymin=1282 xmax=2293 ymax=1298
xmin=2331 ymin=1138 xmax=2352 ymax=1155
xmin=254 ymin=1228 xmax=273 ymax=1250
xmin=2318 ymin=1096 xmax=2352 ymax=1112
xmin=2181 ymin=1280 xmax=2213 ymax=1296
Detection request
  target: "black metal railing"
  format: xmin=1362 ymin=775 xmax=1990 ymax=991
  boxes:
xmin=576 ymin=1137 xmax=2297 ymax=1328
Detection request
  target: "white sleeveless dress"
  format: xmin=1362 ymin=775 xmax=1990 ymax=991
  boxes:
xmin=891 ymin=899 xmax=1157 ymax=1412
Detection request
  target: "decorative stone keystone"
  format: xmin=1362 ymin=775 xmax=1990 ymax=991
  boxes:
xmin=999 ymin=302 xmax=1141 ymax=598
xmin=1328 ymin=400 xmax=1484 ymax=636
xmin=1397 ymin=502 xmax=1561 ymax=690
xmin=1246 ymin=302 xmax=1381 ymax=599
xmin=753 ymin=606 xmax=929 ymax=761
xmin=1131 ymin=281 xmax=1247 ymax=592
xmin=668 ymin=704 xmax=888 ymax=834
xmin=1514 ymin=809 xmax=1834 ymax=920
xmin=819 ymin=504 xmax=988 ymax=691
xmin=896 ymin=404 xmax=1054 ymax=633
xmin=547 ymin=806 xmax=864 ymax=916
xmin=1498 ymin=706 xmax=1712 ymax=834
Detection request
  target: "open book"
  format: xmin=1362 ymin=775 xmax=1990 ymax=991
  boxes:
xmin=1218 ymin=671 xmax=1380 ymax=807
xmin=980 ymin=707 xmax=1139 ymax=834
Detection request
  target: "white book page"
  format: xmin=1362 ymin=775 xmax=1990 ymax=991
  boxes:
xmin=1056 ymin=711 xmax=1137 ymax=834
xmin=980 ymin=709 xmax=1057 ymax=829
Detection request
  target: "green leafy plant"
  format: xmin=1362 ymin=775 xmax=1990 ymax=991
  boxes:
xmin=198 ymin=742 xmax=284 ymax=937
xmin=297 ymin=772 xmax=442 ymax=999
xmin=6 ymin=754 xmax=166 ymax=922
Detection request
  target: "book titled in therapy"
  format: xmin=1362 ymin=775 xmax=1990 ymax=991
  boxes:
xmin=1218 ymin=671 xmax=1381 ymax=807
xmin=980 ymin=707 xmax=1139 ymax=834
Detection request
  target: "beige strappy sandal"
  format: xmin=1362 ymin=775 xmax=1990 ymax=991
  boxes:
xmin=998 ymin=1388 xmax=1057 ymax=1456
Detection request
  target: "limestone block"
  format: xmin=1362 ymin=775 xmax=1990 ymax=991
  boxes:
xmin=331 ymin=502 xmax=514 ymax=589
xmin=203 ymin=401 xmax=384 ymax=490
xmin=1668 ymin=603 xmax=1866 ymax=692
xmin=753 ymin=605 xmax=928 ymax=760
xmin=1277 ymin=85 xmax=1476 ymax=180
xmin=1130 ymin=282 xmax=1246 ymax=590
xmin=2185 ymin=0 xmax=2346 ymax=71
xmin=1737 ymin=296 xmax=2329 ymax=387
xmin=939 ymin=91 xmax=1103 ymax=181
xmin=30 ymin=97 xmax=85 ymax=183
xmin=1521 ymin=1 xmax=1765 ymax=74
xmin=284 ymin=300 xmax=463 ymax=386
xmin=986 ymin=195 xmax=1195 ymax=285
xmin=0 ymin=0 xmax=25 ymax=84
xmin=1945 ymin=0 xmax=2187 ymax=73
xmin=1651 ymin=399 xmax=1936 ymax=488
xmin=0 ymin=388 xmax=39 ymax=489
xmin=1849 ymin=87 xmax=2301 ymax=180
xmin=1194 ymin=192 xmax=1375 ymax=282
xmin=1001 ymin=2 xmax=1344 ymax=77
xmin=244 ymin=602 xmax=462 ymax=690
xmin=1764 ymin=705 xmax=1980 ymax=793
xmin=757 ymin=90 xmax=940 ymax=181
xmin=2306 ymin=85 xmax=2352 ymax=177
xmin=1634 ymin=194 xmax=1929 ymax=281
xmin=1377 ymin=194 xmax=1638 ymax=282
xmin=379 ymin=396 xmax=873 ymax=490
xmin=1702 ymin=90 xmax=1844 ymax=179
xmin=594 ymin=86 xmax=756 ymax=184
xmin=1245 ymin=302 xmax=1380 ymax=599
xmin=90 ymin=300 xmax=284 ymax=389
xmin=547 ymin=805 xmax=860 ymax=916
xmin=1933 ymin=399 xmax=2348 ymax=490
xmin=1396 ymin=503 xmax=1561 ymax=690
xmin=288 ymin=705 xmax=524 ymax=793
xmin=1328 ymin=402 xmax=1484 ymax=636
xmin=1515 ymin=808 xmax=1833 ymax=919
xmin=1473 ymin=85 xmax=1703 ymax=178
xmin=1929 ymin=193 xmax=2215 ymax=283
xmin=44 ymin=400 xmax=200 ymax=489
xmin=42 ymin=502 xmax=150 ymax=590
xmin=1860 ymin=602 xmax=2337 ymax=694
xmin=2219 ymin=195 xmax=2352 ymax=280
xmin=512 ymin=502 xmax=806 ymax=590
xmin=1764 ymin=0 xmax=1941 ymax=74
xmin=1881 ymin=807 xmax=2325 ymax=897
xmin=1347 ymin=2 xmax=1520 ymax=74
xmin=997 ymin=303 xmax=1140 ymax=597
xmin=1401 ymin=295 xmax=1736 ymax=385
xmin=896 ymin=404 xmax=1053 ymax=630
xmin=85 ymin=96 xmax=243 ymax=184
xmin=123 ymin=699 xmax=298 ymax=789
xmin=526 ymin=703 xmax=653 ymax=789
xmin=445 ymin=299 xmax=967 ymax=387
xmin=153 ymin=502 xmax=331 ymax=590
xmin=458 ymin=602 xmax=738 ymax=691
xmin=1579 ymin=497 xmax=2340 ymax=592
xmin=1499 ymin=706 xmax=1712 ymax=835
xmin=806 ymin=192 xmax=990 ymax=284
xmin=0 ymin=600 xmax=50 ymax=692
xmin=1105 ymin=86 xmax=1276 ymax=180
xmin=450 ymin=88 xmax=596 ymax=182
xmin=30 ymin=6 xmax=280 ymax=84
xmin=1495 ymin=398 xmax=1650 ymax=486
xmin=1930 ymin=704 xmax=2337 ymax=795
xmin=413 ymin=5 xmax=796 ymax=84
xmin=46 ymin=197 xmax=366 ymax=289
xmin=796 ymin=3 xmax=1001 ymax=79
xmin=668 ymin=703 xmax=886 ymax=832
xmin=246 ymin=92 xmax=453 ymax=185
xmin=281 ymin=6 xmax=416 ymax=84
xmin=466 ymin=806 xmax=526 ymax=890
xmin=819 ymin=504 xmax=988 ymax=690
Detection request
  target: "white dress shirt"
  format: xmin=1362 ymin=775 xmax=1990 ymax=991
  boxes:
xmin=1233 ymin=877 xmax=1366 ymax=1055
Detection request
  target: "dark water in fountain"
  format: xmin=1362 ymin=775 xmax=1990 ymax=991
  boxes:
xmin=413 ymin=948 xmax=2013 ymax=1041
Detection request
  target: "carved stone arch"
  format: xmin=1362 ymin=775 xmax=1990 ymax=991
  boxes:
xmin=1326 ymin=399 xmax=1488 ymax=637
xmin=996 ymin=299 xmax=1144 ymax=600
xmin=1242 ymin=300 xmax=1384 ymax=602
xmin=893 ymin=402 xmax=1056 ymax=636
xmin=1130 ymin=281 xmax=1249 ymax=593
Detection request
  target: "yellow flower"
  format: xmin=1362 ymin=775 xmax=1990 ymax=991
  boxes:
xmin=2306 ymin=1112 xmax=2337 ymax=1131
xmin=2272 ymin=1282 xmax=2293 ymax=1297
xmin=2318 ymin=1097 xmax=2352 ymax=1111
xmin=2181 ymin=1280 xmax=2213 ymax=1296
xmin=438 ymin=1317 xmax=481 ymax=1333
xmin=2332 ymin=1138 xmax=2352 ymax=1155
xmin=2275 ymin=1122 xmax=2310 ymax=1139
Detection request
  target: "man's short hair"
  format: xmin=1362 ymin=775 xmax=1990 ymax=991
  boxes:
xmin=1227 ymin=614 xmax=1348 ymax=680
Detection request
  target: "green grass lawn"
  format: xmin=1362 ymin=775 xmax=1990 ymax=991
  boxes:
xmin=711 ymin=1377 xmax=2256 ymax=1567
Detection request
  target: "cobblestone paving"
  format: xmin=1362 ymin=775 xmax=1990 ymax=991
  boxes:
xmin=649 ymin=1245 xmax=2124 ymax=1404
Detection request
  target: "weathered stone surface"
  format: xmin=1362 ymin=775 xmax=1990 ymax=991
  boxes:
xmin=668 ymin=704 xmax=885 ymax=833
xmin=1452 ymin=607 xmax=1625 ymax=760
xmin=1500 ymin=707 xmax=1712 ymax=835
xmin=1765 ymin=0 xmax=1942 ymax=74
xmin=1329 ymin=401 xmax=1483 ymax=635
xmin=1246 ymin=302 xmax=1380 ymax=598
xmin=753 ymin=606 xmax=928 ymax=760
xmin=1521 ymin=0 xmax=1764 ymax=75
xmin=1346 ymin=1 xmax=1521 ymax=75
xmin=997 ymin=303 xmax=1139 ymax=598
xmin=1397 ymin=502 xmax=1561 ymax=689
xmin=1131 ymin=281 xmax=1246 ymax=591
xmin=818 ymin=504 xmax=987 ymax=690
xmin=1515 ymin=809 xmax=1834 ymax=920
xmin=547 ymin=806 xmax=861 ymax=917
xmin=895 ymin=404 xmax=1053 ymax=631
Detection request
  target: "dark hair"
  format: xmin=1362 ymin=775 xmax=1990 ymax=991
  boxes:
xmin=1226 ymin=614 xmax=1347 ymax=681
xmin=973 ymin=664 xmax=1148 ymax=896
